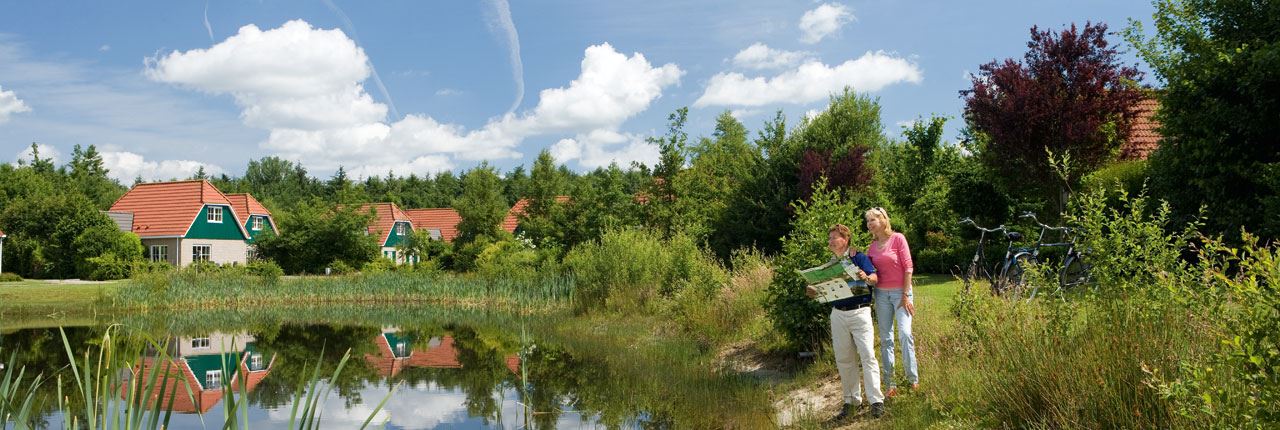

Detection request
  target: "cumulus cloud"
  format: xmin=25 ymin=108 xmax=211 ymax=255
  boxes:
xmin=731 ymin=43 xmax=811 ymax=70
xmin=148 ymin=20 xmax=681 ymax=174
xmin=13 ymin=143 xmax=59 ymax=164
xmin=550 ymin=129 xmax=660 ymax=169
xmin=0 ymin=84 xmax=31 ymax=123
xmin=100 ymin=151 xmax=224 ymax=183
xmin=799 ymin=3 xmax=853 ymax=44
xmin=694 ymin=51 xmax=922 ymax=107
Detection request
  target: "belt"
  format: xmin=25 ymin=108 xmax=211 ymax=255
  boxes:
xmin=833 ymin=302 xmax=872 ymax=311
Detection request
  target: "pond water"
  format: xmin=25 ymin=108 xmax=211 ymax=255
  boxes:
xmin=0 ymin=306 xmax=772 ymax=429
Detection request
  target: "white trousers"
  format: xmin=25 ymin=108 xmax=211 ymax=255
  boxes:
xmin=830 ymin=306 xmax=883 ymax=405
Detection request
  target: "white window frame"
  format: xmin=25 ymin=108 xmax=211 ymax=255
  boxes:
xmin=396 ymin=222 xmax=406 ymax=236
xmin=395 ymin=342 xmax=407 ymax=357
xmin=205 ymin=370 xmax=222 ymax=388
xmin=191 ymin=337 xmax=211 ymax=349
xmin=250 ymin=353 xmax=264 ymax=370
xmin=193 ymin=245 xmax=211 ymax=262
xmin=150 ymin=245 xmax=168 ymax=263
xmin=252 ymin=216 xmax=264 ymax=231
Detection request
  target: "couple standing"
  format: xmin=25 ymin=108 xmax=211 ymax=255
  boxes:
xmin=805 ymin=207 xmax=918 ymax=420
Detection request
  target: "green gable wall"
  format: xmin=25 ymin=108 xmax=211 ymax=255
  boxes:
xmin=185 ymin=352 xmax=242 ymax=389
xmin=383 ymin=221 xmax=412 ymax=247
xmin=185 ymin=205 xmax=249 ymax=241
xmin=243 ymin=215 xmax=276 ymax=242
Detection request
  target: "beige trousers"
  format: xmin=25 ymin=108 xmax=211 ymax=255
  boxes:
xmin=830 ymin=306 xmax=884 ymax=405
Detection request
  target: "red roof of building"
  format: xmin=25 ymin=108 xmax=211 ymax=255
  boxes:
xmin=1120 ymin=98 xmax=1162 ymax=161
xmin=227 ymin=193 xmax=277 ymax=232
xmin=502 ymin=196 xmax=570 ymax=233
xmin=109 ymin=180 xmax=248 ymax=238
xmin=404 ymin=208 xmax=462 ymax=242
xmin=364 ymin=334 xmax=519 ymax=378
xmin=129 ymin=355 xmax=272 ymax=414
xmin=359 ymin=203 xmax=412 ymax=246
xmin=0 ymin=229 xmax=5 ymax=237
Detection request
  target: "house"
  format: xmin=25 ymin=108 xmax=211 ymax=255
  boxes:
xmin=129 ymin=332 xmax=274 ymax=414
xmin=360 ymin=203 xmax=416 ymax=263
xmin=404 ymin=208 xmax=462 ymax=242
xmin=364 ymin=328 xmax=519 ymax=378
xmin=109 ymin=180 xmax=253 ymax=267
xmin=1120 ymin=98 xmax=1162 ymax=161
xmin=501 ymin=196 xmax=570 ymax=234
xmin=226 ymin=193 xmax=278 ymax=242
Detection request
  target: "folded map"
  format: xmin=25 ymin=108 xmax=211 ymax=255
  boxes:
xmin=796 ymin=259 xmax=870 ymax=304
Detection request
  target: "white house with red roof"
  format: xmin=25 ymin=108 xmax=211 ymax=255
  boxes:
xmin=109 ymin=180 xmax=253 ymax=267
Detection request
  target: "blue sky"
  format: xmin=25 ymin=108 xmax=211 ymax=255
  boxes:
xmin=0 ymin=0 xmax=1157 ymax=182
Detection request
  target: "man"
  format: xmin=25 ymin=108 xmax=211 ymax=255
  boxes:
xmin=806 ymin=224 xmax=885 ymax=420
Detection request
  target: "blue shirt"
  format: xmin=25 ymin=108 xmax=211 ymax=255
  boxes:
xmin=828 ymin=250 xmax=877 ymax=308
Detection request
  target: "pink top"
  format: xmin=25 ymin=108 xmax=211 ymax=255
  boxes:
xmin=867 ymin=232 xmax=914 ymax=289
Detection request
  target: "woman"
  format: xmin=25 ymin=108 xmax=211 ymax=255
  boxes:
xmin=865 ymin=207 xmax=918 ymax=397
xmin=805 ymin=224 xmax=885 ymax=420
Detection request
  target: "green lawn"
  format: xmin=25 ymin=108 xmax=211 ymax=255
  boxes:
xmin=0 ymin=280 xmax=120 ymax=317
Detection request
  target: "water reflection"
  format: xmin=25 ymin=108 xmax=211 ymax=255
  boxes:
xmin=131 ymin=332 xmax=275 ymax=414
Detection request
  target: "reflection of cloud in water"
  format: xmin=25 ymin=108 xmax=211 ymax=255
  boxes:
xmin=263 ymin=381 xmax=601 ymax=429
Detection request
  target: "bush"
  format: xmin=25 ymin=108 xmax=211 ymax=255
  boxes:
xmin=83 ymin=253 xmax=131 ymax=281
xmin=565 ymin=228 xmax=728 ymax=315
xmin=0 ymin=272 xmax=22 ymax=282
xmin=247 ymin=260 xmax=284 ymax=283
xmin=328 ymin=260 xmax=355 ymax=275
xmin=361 ymin=257 xmax=397 ymax=274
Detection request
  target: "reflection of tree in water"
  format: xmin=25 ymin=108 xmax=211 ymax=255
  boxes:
xmin=246 ymin=324 xmax=382 ymax=409
xmin=0 ymin=326 xmax=114 ymax=426
xmin=390 ymin=325 xmax=517 ymax=425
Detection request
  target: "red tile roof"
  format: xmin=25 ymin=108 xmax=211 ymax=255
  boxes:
xmin=364 ymin=334 xmax=519 ymax=378
xmin=109 ymin=180 xmax=248 ymax=238
xmin=502 ymin=196 xmax=570 ymax=233
xmin=1120 ymin=98 xmax=1162 ymax=161
xmin=404 ymin=208 xmax=462 ymax=242
xmin=0 ymin=229 xmax=5 ymax=237
xmin=227 ymin=193 xmax=277 ymax=232
xmin=359 ymin=203 xmax=412 ymax=246
xmin=129 ymin=356 xmax=271 ymax=414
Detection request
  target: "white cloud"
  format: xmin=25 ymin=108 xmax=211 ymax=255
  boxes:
xmin=550 ymin=129 xmax=659 ymax=169
xmin=98 ymin=44 xmax=111 ymax=52
xmin=694 ymin=51 xmax=922 ymax=107
xmin=100 ymin=151 xmax=224 ymax=183
xmin=434 ymin=88 xmax=461 ymax=96
xmin=148 ymin=20 xmax=682 ymax=174
xmin=729 ymin=108 xmax=761 ymax=119
xmin=799 ymin=3 xmax=853 ymax=44
xmin=483 ymin=0 xmax=524 ymax=114
xmin=731 ymin=43 xmax=811 ymax=70
xmin=13 ymin=143 xmax=59 ymax=164
xmin=0 ymin=84 xmax=31 ymax=123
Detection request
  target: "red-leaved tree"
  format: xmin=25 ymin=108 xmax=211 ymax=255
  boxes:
xmin=962 ymin=22 xmax=1143 ymax=212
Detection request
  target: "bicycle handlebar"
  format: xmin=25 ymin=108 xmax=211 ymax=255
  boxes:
xmin=960 ymin=217 xmax=1007 ymax=234
xmin=1019 ymin=212 xmax=1071 ymax=232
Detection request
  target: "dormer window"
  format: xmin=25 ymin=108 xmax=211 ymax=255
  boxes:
xmin=396 ymin=223 xmax=406 ymax=236
xmin=208 ymin=206 xmax=223 ymax=223
xmin=253 ymin=216 xmax=264 ymax=231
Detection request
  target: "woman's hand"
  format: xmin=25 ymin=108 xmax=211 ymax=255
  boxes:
xmin=901 ymin=294 xmax=915 ymax=316
xmin=805 ymin=285 xmax=818 ymax=298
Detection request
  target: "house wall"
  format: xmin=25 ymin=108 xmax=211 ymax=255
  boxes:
xmin=383 ymin=221 xmax=412 ymax=247
xmin=180 ymin=238 xmax=250 ymax=266
xmin=177 ymin=333 xmax=254 ymax=356
xmin=141 ymin=238 xmax=182 ymax=266
xmin=186 ymin=205 xmax=249 ymax=241
xmin=242 ymin=215 xmax=275 ymax=242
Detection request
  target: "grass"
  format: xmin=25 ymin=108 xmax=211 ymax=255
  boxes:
xmin=0 ymin=280 xmax=120 ymax=320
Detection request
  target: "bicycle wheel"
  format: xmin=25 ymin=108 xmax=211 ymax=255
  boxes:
xmin=1060 ymin=255 xmax=1091 ymax=293
xmin=1001 ymin=254 xmax=1036 ymax=299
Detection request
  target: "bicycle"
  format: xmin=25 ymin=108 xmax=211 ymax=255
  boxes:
xmin=1004 ymin=212 xmax=1094 ymax=299
xmin=956 ymin=218 xmax=1026 ymax=297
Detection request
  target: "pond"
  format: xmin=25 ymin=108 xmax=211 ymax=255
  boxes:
xmin=0 ymin=306 xmax=773 ymax=429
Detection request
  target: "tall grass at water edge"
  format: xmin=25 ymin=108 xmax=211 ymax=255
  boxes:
xmin=114 ymin=269 xmax=575 ymax=312
xmin=1 ymin=327 xmax=392 ymax=430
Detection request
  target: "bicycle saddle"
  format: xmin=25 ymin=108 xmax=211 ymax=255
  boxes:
xmin=1006 ymin=231 xmax=1023 ymax=241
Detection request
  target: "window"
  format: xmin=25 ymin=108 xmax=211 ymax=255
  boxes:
xmin=191 ymin=337 xmax=211 ymax=349
xmin=149 ymin=245 xmax=168 ymax=263
xmin=205 ymin=370 xmax=222 ymax=388
xmin=428 ymin=229 xmax=442 ymax=240
xmin=396 ymin=222 xmax=406 ymax=236
xmin=193 ymin=245 xmax=211 ymax=262
xmin=252 ymin=216 xmax=264 ymax=231
xmin=395 ymin=342 xmax=407 ymax=357
xmin=250 ymin=353 xmax=264 ymax=371
xmin=207 ymin=206 xmax=223 ymax=223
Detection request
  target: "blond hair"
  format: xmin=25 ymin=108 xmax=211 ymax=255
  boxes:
xmin=865 ymin=207 xmax=893 ymax=238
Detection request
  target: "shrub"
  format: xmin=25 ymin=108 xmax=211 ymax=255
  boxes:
xmin=565 ymin=228 xmax=728 ymax=315
xmin=328 ymin=260 xmax=355 ymax=275
xmin=83 ymin=253 xmax=131 ymax=281
xmin=0 ymin=272 xmax=22 ymax=282
xmin=361 ymin=257 xmax=397 ymax=274
xmin=247 ymin=260 xmax=284 ymax=283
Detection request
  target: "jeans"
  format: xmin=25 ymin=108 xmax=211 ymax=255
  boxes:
xmin=874 ymin=289 xmax=918 ymax=388
xmin=830 ymin=307 xmax=883 ymax=405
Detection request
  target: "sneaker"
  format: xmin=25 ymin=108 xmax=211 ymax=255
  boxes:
xmin=886 ymin=387 xmax=899 ymax=398
xmin=870 ymin=402 xmax=885 ymax=418
xmin=831 ymin=403 xmax=854 ymax=422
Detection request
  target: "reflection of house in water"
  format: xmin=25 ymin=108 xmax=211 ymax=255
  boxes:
xmin=129 ymin=333 xmax=275 ymax=414
xmin=364 ymin=329 xmax=520 ymax=377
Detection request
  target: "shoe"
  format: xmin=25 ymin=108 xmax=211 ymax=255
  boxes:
xmin=870 ymin=402 xmax=885 ymax=418
xmin=911 ymin=383 xmax=920 ymax=391
xmin=886 ymin=387 xmax=899 ymax=398
xmin=831 ymin=403 xmax=853 ymax=422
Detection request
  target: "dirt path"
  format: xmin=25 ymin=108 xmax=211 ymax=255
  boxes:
xmin=718 ymin=341 xmax=882 ymax=429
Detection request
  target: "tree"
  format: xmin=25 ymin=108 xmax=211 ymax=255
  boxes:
xmin=675 ymin=111 xmax=763 ymax=259
xmin=519 ymin=149 xmax=568 ymax=246
xmin=453 ymin=164 xmax=508 ymax=245
xmin=68 ymin=144 xmax=126 ymax=209
xmin=963 ymin=22 xmax=1144 ymax=213
xmin=1125 ymin=1 xmax=1280 ymax=240
xmin=254 ymin=200 xmax=379 ymax=274
xmin=643 ymin=107 xmax=689 ymax=237
xmin=0 ymin=193 xmax=120 ymax=278
xmin=792 ymin=90 xmax=883 ymax=201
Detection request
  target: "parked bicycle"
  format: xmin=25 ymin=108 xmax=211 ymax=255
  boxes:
xmin=956 ymin=218 xmax=1026 ymax=297
xmin=1018 ymin=212 xmax=1093 ymax=296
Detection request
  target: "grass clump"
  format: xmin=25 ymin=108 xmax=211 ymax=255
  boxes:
xmin=0 ymin=272 xmax=22 ymax=282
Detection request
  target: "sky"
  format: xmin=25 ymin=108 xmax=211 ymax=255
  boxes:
xmin=0 ymin=0 xmax=1158 ymax=183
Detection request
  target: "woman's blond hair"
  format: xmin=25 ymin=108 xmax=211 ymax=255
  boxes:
xmin=865 ymin=207 xmax=894 ymax=238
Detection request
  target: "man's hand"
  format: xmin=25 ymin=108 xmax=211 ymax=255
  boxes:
xmin=805 ymin=285 xmax=818 ymax=298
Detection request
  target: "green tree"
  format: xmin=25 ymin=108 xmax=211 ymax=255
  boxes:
xmin=254 ymin=199 xmax=379 ymax=273
xmin=519 ymin=149 xmax=568 ymax=246
xmin=675 ymin=111 xmax=762 ymax=259
xmin=0 ymin=193 xmax=120 ymax=278
xmin=73 ymin=225 xmax=143 ymax=280
xmin=453 ymin=164 xmax=508 ymax=245
xmin=68 ymin=144 xmax=126 ymax=208
xmin=643 ymin=107 xmax=689 ymax=237
xmin=1126 ymin=0 xmax=1280 ymax=240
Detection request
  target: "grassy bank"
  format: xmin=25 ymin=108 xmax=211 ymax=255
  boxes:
xmin=0 ymin=280 xmax=120 ymax=319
